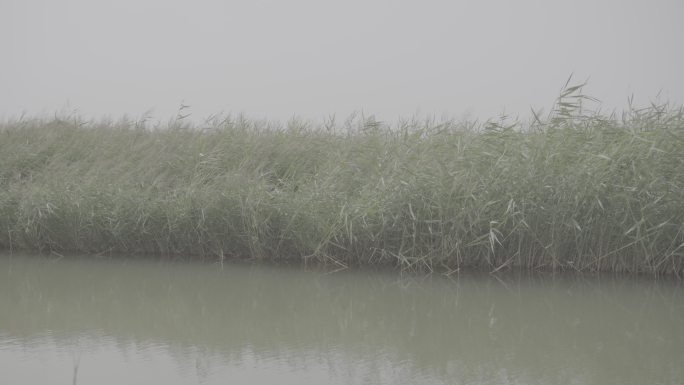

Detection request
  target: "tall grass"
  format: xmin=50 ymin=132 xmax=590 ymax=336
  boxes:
xmin=1 ymin=85 xmax=683 ymax=275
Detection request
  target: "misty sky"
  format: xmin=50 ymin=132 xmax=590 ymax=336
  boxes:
xmin=2 ymin=0 xmax=683 ymax=124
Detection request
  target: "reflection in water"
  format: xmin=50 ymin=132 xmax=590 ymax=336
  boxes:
xmin=1 ymin=254 xmax=683 ymax=385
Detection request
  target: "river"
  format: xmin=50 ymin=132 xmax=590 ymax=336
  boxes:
xmin=1 ymin=254 xmax=682 ymax=384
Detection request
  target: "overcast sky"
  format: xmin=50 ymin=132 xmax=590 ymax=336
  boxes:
xmin=2 ymin=0 xmax=683 ymax=124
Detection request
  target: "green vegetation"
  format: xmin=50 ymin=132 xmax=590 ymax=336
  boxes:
xmin=1 ymin=86 xmax=683 ymax=275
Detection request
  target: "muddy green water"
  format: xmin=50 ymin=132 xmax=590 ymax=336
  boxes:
xmin=1 ymin=255 xmax=682 ymax=385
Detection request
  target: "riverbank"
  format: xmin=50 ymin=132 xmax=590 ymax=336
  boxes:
xmin=1 ymin=93 xmax=683 ymax=275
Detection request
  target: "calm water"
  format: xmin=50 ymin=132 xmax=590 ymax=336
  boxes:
xmin=1 ymin=254 xmax=683 ymax=385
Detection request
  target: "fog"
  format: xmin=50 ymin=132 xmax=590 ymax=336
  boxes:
xmin=2 ymin=0 xmax=683 ymax=124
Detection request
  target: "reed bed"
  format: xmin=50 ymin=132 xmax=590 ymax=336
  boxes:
xmin=1 ymin=87 xmax=683 ymax=275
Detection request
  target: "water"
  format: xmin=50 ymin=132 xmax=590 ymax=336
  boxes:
xmin=1 ymin=254 xmax=682 ymax=385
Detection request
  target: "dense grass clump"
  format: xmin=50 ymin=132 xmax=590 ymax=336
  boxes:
xmin=1 ymin=88 xmax=683 ymax=275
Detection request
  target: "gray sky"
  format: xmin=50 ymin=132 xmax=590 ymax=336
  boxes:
xmin=2 ymin=0 xmax=683 ymax=124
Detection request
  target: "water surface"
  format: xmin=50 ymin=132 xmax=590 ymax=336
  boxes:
xmin=1 ymin=254 xmax=682 ymax=385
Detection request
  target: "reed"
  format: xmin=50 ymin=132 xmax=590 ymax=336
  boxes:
xmin=1 ymin=85 xmax=683 ymax=275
